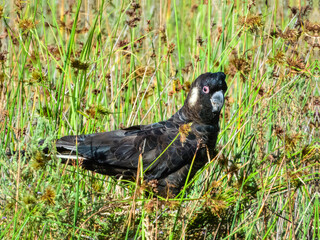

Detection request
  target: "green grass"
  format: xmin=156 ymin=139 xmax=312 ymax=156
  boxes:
xmin=0 ymin=0 xmax=318 ymax=239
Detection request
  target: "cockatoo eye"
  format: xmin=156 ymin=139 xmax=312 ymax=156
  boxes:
xmin=202 ymin=86 xmax=209 ymax=94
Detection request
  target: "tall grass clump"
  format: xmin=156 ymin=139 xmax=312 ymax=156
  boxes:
xmin=0 ymin=0 xmax=318 ymax=239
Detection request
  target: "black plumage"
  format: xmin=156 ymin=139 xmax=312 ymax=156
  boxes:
xmin=55 ymin=72 xmax=227 ymax=197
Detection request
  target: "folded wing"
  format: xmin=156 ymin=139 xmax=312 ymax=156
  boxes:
xmin=55 ymin=122 xmax=198 ymax=181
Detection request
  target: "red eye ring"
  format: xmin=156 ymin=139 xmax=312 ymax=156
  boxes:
xmin=202 ymin=86 xmax=209 ymax=94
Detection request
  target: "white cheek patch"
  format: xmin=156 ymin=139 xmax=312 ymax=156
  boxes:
xmin=188 ymin=87 xmax=199 ymax=107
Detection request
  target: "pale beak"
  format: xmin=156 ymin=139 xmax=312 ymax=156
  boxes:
xmin=210 ymin=90 xmax=224 ymax=112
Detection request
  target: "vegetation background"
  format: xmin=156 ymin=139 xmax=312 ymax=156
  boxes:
xmin=0 ymin=0 xmax=318 ymax=239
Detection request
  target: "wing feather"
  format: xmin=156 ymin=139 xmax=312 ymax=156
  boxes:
xmin=55 ymin=122 xmax=200 ymax=180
